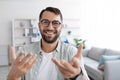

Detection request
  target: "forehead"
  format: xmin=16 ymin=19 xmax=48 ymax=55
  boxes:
xmin=41 ymin=11 xmax=61 ymax=21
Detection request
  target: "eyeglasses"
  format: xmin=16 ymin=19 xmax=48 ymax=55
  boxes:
xmin=40 ymin=19 xmax=62 ymax=28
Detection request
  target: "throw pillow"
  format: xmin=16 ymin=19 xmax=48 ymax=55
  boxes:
xmin=98 ymin=55 xmax=120 ymax=71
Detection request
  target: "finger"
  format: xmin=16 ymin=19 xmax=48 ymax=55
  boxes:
xmin=61 ymin=59 xmax=80 ymax=75
xmin=60 ymin=60 xmax=75 ymax=73
xmin=24 ymin=54 xmax=37 ymax=70
xmin=70 ymin=58 xmax=81 ymax=75
xmin=11 ymin=47 xmax=16 ymax=63
xmin=59 ymin=61 xmax=80 ymax=78
xmin=74 ymin=44 xmax=83 ymax=59
xmin=23 ymin=54 xmax=36 ymax=67
xmin=20 ymin=53 xmax=33 ymax=65
xmin=27 ymin=58 xmax=37 ymax=70
xmin=52 ymin=57 xmax=64 ymax=69
xmin=52 ymin=58 xmax=76 ymax=74
xmin=59 ymin=68 xmax=73 ymax=78
xmin=52 ymin=58 xmax=75 ymax=78
xmin=15 ymin=51 xmax=24 ymax=64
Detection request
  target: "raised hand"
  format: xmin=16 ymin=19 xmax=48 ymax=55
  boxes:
xmin=7 ymin=47 xmax=37 ymax=80
xmin=52 ymin=44 xmax=83 ymax=78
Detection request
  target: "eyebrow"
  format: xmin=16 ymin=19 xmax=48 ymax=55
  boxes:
xmin=41 ymin=19 xmax=61 ymax=22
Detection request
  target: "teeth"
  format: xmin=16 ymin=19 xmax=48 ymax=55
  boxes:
xmin=46 ymin=31 xmax=54 ymax=34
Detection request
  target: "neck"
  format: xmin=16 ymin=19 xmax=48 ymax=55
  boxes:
xmin=41 ymin=39 xmax=58 ymax=53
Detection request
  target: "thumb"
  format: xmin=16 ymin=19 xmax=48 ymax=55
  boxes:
xmin=70 ymin=57 xmax=80 ymax=68
xmin=74 ymin=44 xmax=83 ymax=59
xmin=11 ymin=47 xmax=16 ymax=63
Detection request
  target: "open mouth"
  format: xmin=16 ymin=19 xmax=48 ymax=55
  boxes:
xmin=44 ymin=30 xmax=56 ymax=37
xmin=46 ymin=31 xmax=54 ymax=35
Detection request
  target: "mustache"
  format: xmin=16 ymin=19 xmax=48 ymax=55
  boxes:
xmin=43 ymin=29 xmax=56 ymax=33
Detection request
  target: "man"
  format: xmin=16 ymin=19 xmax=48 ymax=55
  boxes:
xmin=7 ymin=7 xmax=89 ymax=80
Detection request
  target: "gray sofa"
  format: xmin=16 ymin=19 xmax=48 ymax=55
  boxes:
xmin=83 ymin=47 xmax=120 ymax=80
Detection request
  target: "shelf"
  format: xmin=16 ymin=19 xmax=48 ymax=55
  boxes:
xmin=12 ymin=18 xmax=41 ymax=50
xmin=15 ymin=44 xmax=25 ymax=47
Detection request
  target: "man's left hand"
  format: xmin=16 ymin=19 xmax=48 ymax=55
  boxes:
xmin=52 ymin=44 xmax=83 ymax=78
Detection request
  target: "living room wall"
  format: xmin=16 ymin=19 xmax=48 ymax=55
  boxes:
xmin=80 ymin=0 xmax=120 ymax=50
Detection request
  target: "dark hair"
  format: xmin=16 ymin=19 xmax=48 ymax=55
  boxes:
xmin=39 ymin=7 xmax=63 ymax=22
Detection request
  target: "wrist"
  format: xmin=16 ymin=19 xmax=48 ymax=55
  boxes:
xmin=70 ymin=68 xmax=82 ymax=80
xmin=7 ymin=71 xmax=21 ymax=80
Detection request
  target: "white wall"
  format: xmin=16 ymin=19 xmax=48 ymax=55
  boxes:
xmin=80 ymin=0 xmax=120 ymax=50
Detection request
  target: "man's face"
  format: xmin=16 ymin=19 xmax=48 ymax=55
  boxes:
xmin=38 ymin=11 xmax=63 ymax=43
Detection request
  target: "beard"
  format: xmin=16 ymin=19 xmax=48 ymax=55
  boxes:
xmin=40 ymin=29 xmax=61 ymax=43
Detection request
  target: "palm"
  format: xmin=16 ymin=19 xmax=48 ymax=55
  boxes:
xmin=8 ymin=47 xmax=37 ymax=79
xmin=52 ymin=44 xmax=83 ymax=78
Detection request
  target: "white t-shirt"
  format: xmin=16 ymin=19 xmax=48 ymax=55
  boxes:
xmin=37 ymin=51 xmax=58 ymax=80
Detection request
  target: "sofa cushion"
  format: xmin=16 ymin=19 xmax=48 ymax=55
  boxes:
xmin=87 ymin=47 xmax=105 ymax=61
xmin=104 ymin=49 xmax=120 ymax=55
xmin=82 ymin=49 xmax=89 ymax=57
xmin=98 ymin=55 xmax=120 ymax=71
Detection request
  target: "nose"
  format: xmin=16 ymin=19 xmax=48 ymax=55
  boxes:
xmin=47 ymin=22 xmax=54 ymax=29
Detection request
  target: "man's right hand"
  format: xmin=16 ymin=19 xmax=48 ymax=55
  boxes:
xmin=7 ymin=47 xmax=37 ymax=80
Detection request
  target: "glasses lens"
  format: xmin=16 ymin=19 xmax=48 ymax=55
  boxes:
xmin=41 ymin=19 xmax=49 ymax=26
xmin=52 ymin=21 xmax=61 ymax=27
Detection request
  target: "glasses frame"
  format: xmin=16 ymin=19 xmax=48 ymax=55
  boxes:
xmin=40 ymin=19 xmax=62 ymax=28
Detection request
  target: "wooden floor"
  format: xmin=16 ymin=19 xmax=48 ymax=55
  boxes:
xmin=0 ymin=66 xmax=11 ymax=80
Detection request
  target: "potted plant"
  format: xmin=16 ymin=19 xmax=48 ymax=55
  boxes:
xmin=74 ymin=38 xmax=86 ymax=49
